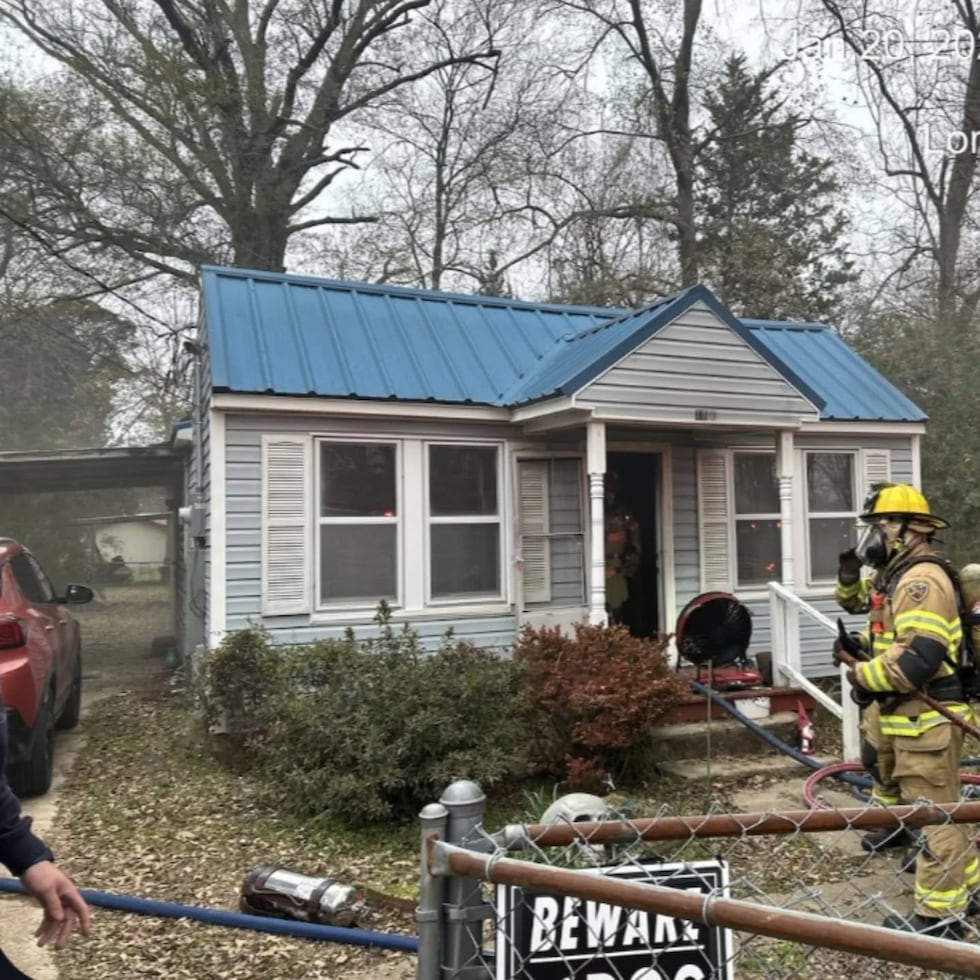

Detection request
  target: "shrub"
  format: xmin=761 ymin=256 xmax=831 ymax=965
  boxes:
xmin=209 ymin=606 xmax=527 ymax=826
xmin=196 ymin=626 xmax=285 ymax=733
xmin=515 ymin=623 xmax=687 ymax=789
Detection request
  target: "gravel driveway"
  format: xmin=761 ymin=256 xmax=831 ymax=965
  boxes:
xmin=0 ymin=584 xmax=174 ymax=978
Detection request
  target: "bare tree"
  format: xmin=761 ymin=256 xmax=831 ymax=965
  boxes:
xmin=0 ymin=0 xmax=500 ymax=279
xmin=542 ymin=135 xmax=678 ymax=306
xmin=551 ymin=0 xmax=706 ymax=286
xmin=813 ymin=0 xmax=980 ymax=319
xmin=304 ymin=0 xmax=586 ymax=293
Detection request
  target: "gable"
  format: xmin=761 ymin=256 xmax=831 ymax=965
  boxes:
xmin=574 ymin=300 xmax=820 ymax=426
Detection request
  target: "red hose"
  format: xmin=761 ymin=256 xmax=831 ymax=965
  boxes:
xmin=804 ymin=762 xmax=980 ymax=852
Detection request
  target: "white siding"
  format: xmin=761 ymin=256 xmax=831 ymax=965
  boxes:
xmin=577 ymin=303 xmax=819 ymax=426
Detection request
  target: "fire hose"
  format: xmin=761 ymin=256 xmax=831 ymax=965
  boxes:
xmin=0 ymin=876 xmax=419 ymax=951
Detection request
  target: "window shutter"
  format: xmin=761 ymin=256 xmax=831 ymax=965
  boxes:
xmin=861 ymin=449 xmax=891 ymax=494
xmin=262 ymin=436 xmax=311 ymax=616
xmin=518 ymin=460 xmax=551 ymax=604
xmin=697 ymin=450 xmax=733 ymax=592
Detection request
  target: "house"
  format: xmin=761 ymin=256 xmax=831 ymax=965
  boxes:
xmin=180 ymin=265 xmax=926 ymax=679
xmin=74 ymin=512 xmax=172 ymax=583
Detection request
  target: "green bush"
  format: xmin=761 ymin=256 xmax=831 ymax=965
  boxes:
xmin=199 ymin=606 xmax=526 ymax=825
xmin=196 ymin=626 xmax=285 ymax=733
xmin=514 ymin=622 xmax=688 ymax=790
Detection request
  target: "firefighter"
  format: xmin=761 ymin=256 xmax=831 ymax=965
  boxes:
xmin=834 ymin=483 xmax=979 ymax=939
xmin=604 ymin=470 xmax=641 ymax=625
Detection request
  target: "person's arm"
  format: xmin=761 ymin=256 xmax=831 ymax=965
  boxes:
xmin=0 ymin=717 xmax=90 ymax=948
xmin=835 ymin=549 xmax=871 ymax=614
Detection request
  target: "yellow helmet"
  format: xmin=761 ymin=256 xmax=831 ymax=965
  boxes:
xmin=859 ymin=483 xmax=948 ymax=529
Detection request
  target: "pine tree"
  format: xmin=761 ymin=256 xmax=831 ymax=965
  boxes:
xmin=696 ymin=55 xmax=856 ymax=322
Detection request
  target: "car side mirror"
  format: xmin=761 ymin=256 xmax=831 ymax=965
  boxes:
xmin=63 ymin=584 xmax=94 ymax=605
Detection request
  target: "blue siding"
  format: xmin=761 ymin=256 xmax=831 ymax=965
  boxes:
xmin=204 ymin=407 xmax=918 ymax=680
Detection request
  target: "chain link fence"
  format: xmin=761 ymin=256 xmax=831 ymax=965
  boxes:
xmin=417 ymin=779 xmax=980 ymax=979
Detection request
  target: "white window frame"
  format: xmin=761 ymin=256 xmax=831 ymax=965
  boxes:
xmin=732 ymin=449 xmax=782 ymax=589
xmin=424 ymin=440 xmax=506 ymax=606
xmin=803 ymin=449 xmax=860 ymax=587
xmin=314 ymin=436 xmax=403 ymax=612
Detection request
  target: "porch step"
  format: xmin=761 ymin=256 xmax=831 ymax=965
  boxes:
xmin=650 ymin=711 xmax=803 ymax=765
xmin=660 ymin=684 xmax=819 ymax=726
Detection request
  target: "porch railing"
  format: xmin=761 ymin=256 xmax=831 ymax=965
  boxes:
xmin=768 ymin=581 xmax=861 ymax=760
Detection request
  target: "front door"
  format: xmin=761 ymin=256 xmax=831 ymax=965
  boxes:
xmin=606 ymin=451 xmax=660 ymax=637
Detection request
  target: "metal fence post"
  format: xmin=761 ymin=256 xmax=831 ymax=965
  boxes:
xmin=440 ymin=779 xmax=493 ymax=979
xmin=416 ymin=801 xmax=449 ymax=980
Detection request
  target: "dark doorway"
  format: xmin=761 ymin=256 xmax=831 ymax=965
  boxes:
xmin=607 ymin=451 xmax=660 ymax=637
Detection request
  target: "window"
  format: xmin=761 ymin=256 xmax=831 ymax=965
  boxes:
xmin=806 ymin=452 xmax=857 ymax=581
xmin=698 ymin=446 xmax=890 ymax=593
xmin=11 ymin=552 xmax=56 ymax=604
xmin=733 ymin=453 xmax=781 ymax=586
xmin=318 ymin=441 xmax=398 ymax=605
xmin=428 ymin=444 xmax=501 ymax=600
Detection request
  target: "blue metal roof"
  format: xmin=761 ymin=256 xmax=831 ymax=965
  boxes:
xmin=742 ymin=319 xmax=926 ymax=422
xmin=200 ymin=265 xmax=926 ymax=423
xmin=200 ymin=265 xmax=612 ymax=405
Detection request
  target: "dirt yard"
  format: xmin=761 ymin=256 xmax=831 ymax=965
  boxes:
xmin=72 ymin=582 xmax=176 ymax=702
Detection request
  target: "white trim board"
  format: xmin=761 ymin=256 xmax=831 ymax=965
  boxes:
xmin=213 ymin=392 xmax=509 ymax=422
xmin=207 ymin=407 xmax=227 ymax=647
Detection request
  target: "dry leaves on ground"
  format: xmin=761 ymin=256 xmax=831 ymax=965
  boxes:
xmin=49 ymin=687 xmax=417 ymax=980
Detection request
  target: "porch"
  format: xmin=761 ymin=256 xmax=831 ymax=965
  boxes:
xmin=659 ymin=580 xmax=855 ymax=759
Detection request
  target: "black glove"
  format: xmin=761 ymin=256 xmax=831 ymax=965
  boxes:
xmin=849 ymin=686 xmax=875 ymax=708
xmin=832 ymin=632 xmax=868 ymax=666
xmin=845 ymin=667 xmax=873 ymax=707
xmin=838 ymin=548 xmax=862 ymax=585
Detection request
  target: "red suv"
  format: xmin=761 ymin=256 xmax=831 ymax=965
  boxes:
xmin=0 ymin=538 xmax=93 ymax=797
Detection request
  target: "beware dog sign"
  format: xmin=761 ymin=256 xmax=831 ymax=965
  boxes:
xmin=495 ymin=859 xmax=733 ymax=980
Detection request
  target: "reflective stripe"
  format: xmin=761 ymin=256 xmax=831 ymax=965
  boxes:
xmin=966 ymin=857 xmax=980 ymax=891
xmin=894 ymin=610 xmax=961 ymax=644
xmin=870 ymin=792 xmax=900 ymax=806
xmin=858 ymin=657 xmax=891 ymax=693
xmin=871 ymin=637 xmax=890 ymax=654
xmin=879 ymin=705 xmax=973 ymax=736
xmin=915 ymin=880 xmax=968 ymax=913
xmin=835 ymin=581 xmax=862 ymax=599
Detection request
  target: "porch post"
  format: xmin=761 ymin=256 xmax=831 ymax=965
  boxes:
xmin=776 ymin=430 xmax=795 ymax=588
xmin=587 ymin=421 xmax=607 ymax=625
xmin=775 ymin=430 xmax=799 ymax=686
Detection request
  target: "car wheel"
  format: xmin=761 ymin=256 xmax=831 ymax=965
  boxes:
xmin=56 ymin=655 xmax=82 ymax=732
xmin=9 ymin=689 xmax=54 ymax=799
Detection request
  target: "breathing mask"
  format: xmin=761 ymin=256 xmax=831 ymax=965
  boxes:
xmin=854 ymin=518 xmax=902 ymax=569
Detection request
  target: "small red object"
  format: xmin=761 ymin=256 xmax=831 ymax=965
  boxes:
xmin=796 ymin=699 xmax=815 ymax=755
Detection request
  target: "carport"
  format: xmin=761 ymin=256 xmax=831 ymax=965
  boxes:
xmin=0 ymin=445 xmax=184 ymax=495
xmin=0 ymin=443 xmax=189 ymax=656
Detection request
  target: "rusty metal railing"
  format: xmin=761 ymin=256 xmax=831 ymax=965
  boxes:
xmin=417 ymin=780 xmax=980 ymax=979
